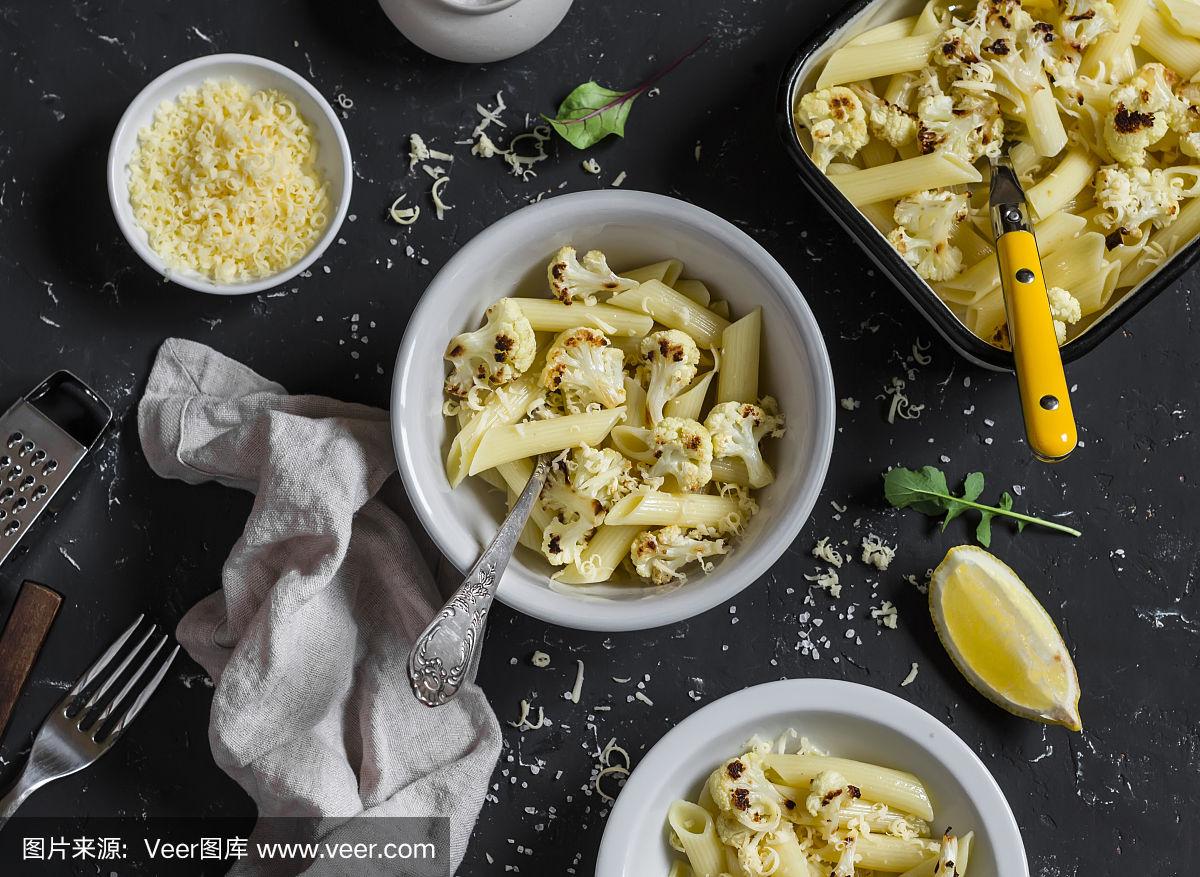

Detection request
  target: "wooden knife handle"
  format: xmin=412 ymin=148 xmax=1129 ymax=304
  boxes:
xmin=0 ymin=581 xmax=63 ymax=740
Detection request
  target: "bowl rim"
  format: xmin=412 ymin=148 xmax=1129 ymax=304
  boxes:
xmin=391 ymin=189 xmax=837 ymax=631
xmin=595 ymin=677 xmax=1030 ymax=877
xmin=106 ymin=52 xmax=353 ymax=296
xmin=775 ymin=0 xmax=1200 ymax=371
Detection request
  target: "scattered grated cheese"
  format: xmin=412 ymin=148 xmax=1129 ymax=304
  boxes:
xmin=901 ymin=663 xmax=919 ymax=686
xmin=387 ymin=194 xmax=420 ymax=225
xmin=871 ymin=601 xmax=899 ymax=629
xmin=881 ymin=377 xmax=924 ymax=423
xmin=861 ymin=534 xmax=896 ymax=571
xmin=840 ymin=397 xmax=861 ymax=410
xmin=567 ymin=659 xmax=584 ymax=703
xmin=503 ymin=127 xmax=551 ymax=180
xmin=812 ymin=536 xmax=844 ymax=568
xmin=431 ymin=175 xmax=452 ymax=220
xmin=805 ymin=567 xmax=842 ymax=598
xmin=531 ymin=650 xmax=551 ymax=668
xmin=581 ymin=158 xmax=601 ymax=174
xmin=594 ymin=737 xmax=631 ymax=803
xmin=634 ymin=691 xmax=654 ymax=706
xmin=127 ymin=79 xmax=329 ymax=284
xmin=611 ymin=171 xmax=627 ymax=187
xmin=508 ymin=699 xmax=547 ymax=731
xmin=408 ymin=133 xmax=431 ymax=171
xmin=472 ymin=131 xmax=506 ymax=158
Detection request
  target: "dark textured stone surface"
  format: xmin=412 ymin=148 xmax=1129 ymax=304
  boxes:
xmin=0 ymin=0 xmax=1195 ymax=873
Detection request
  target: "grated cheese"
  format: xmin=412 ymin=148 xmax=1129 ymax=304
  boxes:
xmin=388 ymin=194 xmax=420 ymax=225
xmin=531 ymin=650 xmax=551 ymax=668
xmin=840 ymin=397 xmax=861 ymax=410
xmin=566 ymin=659 xmax=584 ymax=703
xmin=871 ymin=601 xmax=899 ymax=629
xmin=581 ymin=158 xmax=601 ymax=174
xmin=127 ymin=78 xmax=329 ymax=284
xmin=861 ymin=534 xmax=896 ymax=571
xmin=431 ymin=175 xmax=452 ymax=220
xmin=508 ymin=698 xmax=547 ymax=731
xmin=812 ymin=536 xmax=844 ymax=568
xmin=611 ymin=171 xmax=627 ymax=187
xmin=900 ymin=663 xmax=919 ymax=686
xmin=805 ymin=567 xmax=842 ymax=598
xmin=409 ymin=133 xmax=430 ymax=170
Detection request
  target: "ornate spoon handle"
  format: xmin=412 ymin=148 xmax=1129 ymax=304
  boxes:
xmin=408 ymin=455 xmax=552 ymax=707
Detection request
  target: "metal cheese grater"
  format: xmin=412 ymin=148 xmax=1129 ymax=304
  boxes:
xmin=0 ymin=372 xmax=111 ymax=567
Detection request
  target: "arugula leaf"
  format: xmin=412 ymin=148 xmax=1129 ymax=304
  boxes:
xmin=942 ymin=471 xmax=985 ymax=529
xmin=544 ymin=37 xmax=709 ymax=149
xmin=883 ymin=466 xmax=1080 ymax=544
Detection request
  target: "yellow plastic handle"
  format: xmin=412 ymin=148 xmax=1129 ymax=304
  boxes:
xmin=996 ymin=230 xmax=1077 ymax=462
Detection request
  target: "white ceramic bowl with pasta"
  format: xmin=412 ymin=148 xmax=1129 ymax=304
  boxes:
xmin=596 ymin=678 xmax=1029 ymax=877
xmin=108 ymin=53 xmax=352 ymax=295
xmin=391 ymin=191 xmax=836 ymax=631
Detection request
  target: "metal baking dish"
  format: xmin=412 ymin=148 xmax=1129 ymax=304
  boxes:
xmin=777 ymin=0 xmax=1200 ymax=371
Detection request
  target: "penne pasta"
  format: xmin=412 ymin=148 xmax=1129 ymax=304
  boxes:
xmin=665 ymin=371 xmax=717 ymax=421
xmin=815 ymin=833 xmax=938 ymax=873
xmin=446 ymin=378 xmax=544 ymax=487
xmin=846 ymin=15 xmax=919 ymax=47
xmin=623 ymin=258 xmax=684 ymax=287
xmin=828 ymin=152 xmax=982 ymax=207
xmin=815 ymin=32 xmax=941 ymax=89
xmin=553 ymin=524 xmax=641 ymax=584
xmin=1025 ymin=147 xmax=1099 ymax=221
xmin=762 ymin=754 xmax=935 ymax=822
xmin=673 ymin=278 xmax=712 ymax=306
xmin=896 ymin=832 xmax=973 ymax=877
xmin=468 ymin=408 xmax=624 ymax=475
xmin=716 ymin=307 xmax=761 ymax=405
xmin=1081 ymin=0 xmax=1149 ymax=79
xmin=622 ymin=375 xmax=649 ymax=428
xmin=667 ymin=800 xmax=724 ymax=877
xmin=608 ymin=279 xmax=731 ymax=348
xmin=1138 ymin=5 xmax=1200 ymax=78
xmin=604 ymin=491 xmax=741 ymax=527
xmin=707 ymin=299 xmax=731 ymax=320
xmin=512 ymin=298 xmax=654 ymax=337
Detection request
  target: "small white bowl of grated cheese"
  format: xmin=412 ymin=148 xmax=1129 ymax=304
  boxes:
xmin=108 ymin=53 xmax=352 ymax=295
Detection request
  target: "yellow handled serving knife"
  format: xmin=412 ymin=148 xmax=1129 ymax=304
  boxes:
xmin=989 ymin=156 xmax=1078 ymax=463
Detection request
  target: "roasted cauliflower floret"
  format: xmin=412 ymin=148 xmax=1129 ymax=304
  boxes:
xmin=704 ymin=399 xmax=785 ymax=489
xmin=1047 ymin=285 xmax=1082 ymax=344
xmin=538 ymin=461 xmax=604 ymax=567
xmin=1104 ymin=63 xmax=1178 ymax=166
xmin=644 ymin=417 xmax=714 ymax=492
xmin=706 ymin=752 xmax=784 ymax=834
xmin=539 ymin=326 xmax=626 ymax=412
xmin=853 ymin=87 xmax=917 ymax=148
xmin=914 ymin=72 xmax=1004 ymax=164
xmin=637 ymin=330 xmax=700 ymax=424
xmin=630 ymin=525 xmax=727 ymax=585
xmin=444 ymin=297 xmax=536 ymax=397
xmin=1056 ymin=0 xmax=1118 ymax=50
xmin=547 ymin=246 xmax=637 ymax=305
xmin=806 ymin=770 xmax=861 ymax=841
xmin=570 ymin=444 xmax=636 ymax=507
xmin=795 ymin=86 xmax=869 ymax=171
xmin=1093 ymin=165 xmax=1184 ymax=243
xmin=886 ymin=189 xmax=970 ymax=282
xmin=1171 ymin=80 xmax=1200 ymax=157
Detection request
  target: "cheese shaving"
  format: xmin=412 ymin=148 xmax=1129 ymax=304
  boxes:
xmin=508 ymin=698 xmax=547 ymax=731
xmin=612 ymin=171 xmax=627 ymax=187
xmin=409 ymin=134 xmax=431 ymax=171
xmin=531 ymin=650 xmax=551 ymax=668
xmin=388 ymin=194 xmax=420 ymax=226
xmin=127 ymin=78 xmax=329 ymax=284
xmin=567 ymin=659 xmax=584 ymax=703
xmin=805 ymin=567 xmax=842 ymax=598
xmin=861 ymin=534 xmax=896 ymax=571
xmin=812 ymin=536 xmax=844 ymax=568
xmin=901 ymin=662 xmax=919 ymax=686
xmin=431 ymin=175 xmax=452 ymax=220
xmin=871 ymin=600 xmax=899 ymax=629
xmin=581 ymin=158 xmax=601 ymax=174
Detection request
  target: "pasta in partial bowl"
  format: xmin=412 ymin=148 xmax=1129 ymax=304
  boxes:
xmin=779 ymin=0 xmax=1200 ymax=370
xmin=596 ymin=679 xmax=1028 ymax=877
xmin=391 ymin=190 xmax=836 ymax=631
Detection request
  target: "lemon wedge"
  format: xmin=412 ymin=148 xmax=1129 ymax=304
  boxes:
xmin=930 ymin=545 xmax=1082 ymax=731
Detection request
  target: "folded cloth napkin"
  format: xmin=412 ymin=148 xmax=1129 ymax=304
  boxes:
xmin=137 ymin=338 xmax=500 ymax=875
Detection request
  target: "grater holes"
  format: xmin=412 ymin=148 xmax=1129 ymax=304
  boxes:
xmin=3 ymin=520 xmax=19 ymax=536
xmin=19 ymin=441 xmax=34 ymax=456
xmin=43 ymin=459 xmax=58 ymax=476
xmin=18 ymin=475 xmax=35 ymax=492
xmin=6 ymin=465 xmax=22 ymax=481
xmin=6 ymin=432 xmax=21 ymax=448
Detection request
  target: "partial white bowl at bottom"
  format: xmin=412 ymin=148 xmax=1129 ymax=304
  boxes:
xmin=392 ymin=190 xmax=835 ymax=631
xmin=597 ymin=678 xmax=1029 ymax=877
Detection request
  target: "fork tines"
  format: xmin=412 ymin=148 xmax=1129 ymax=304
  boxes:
xmin=61 ymin=614 xmax=180 ymax=743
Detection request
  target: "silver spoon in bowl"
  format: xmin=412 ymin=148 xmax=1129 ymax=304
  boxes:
xmin=407 ymin=454 xmax=552 ymax=707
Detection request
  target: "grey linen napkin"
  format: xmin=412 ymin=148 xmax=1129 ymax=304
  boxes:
xmin=137 ymin=337 xmax=500 ymax=875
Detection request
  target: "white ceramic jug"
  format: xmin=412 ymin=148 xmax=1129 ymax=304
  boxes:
xmin=378 ymin=0 xmax=574 ymax=63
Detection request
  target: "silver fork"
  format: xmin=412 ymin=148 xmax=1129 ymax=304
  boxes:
xmin=0 ymin=615 xmax=179 ymax=824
